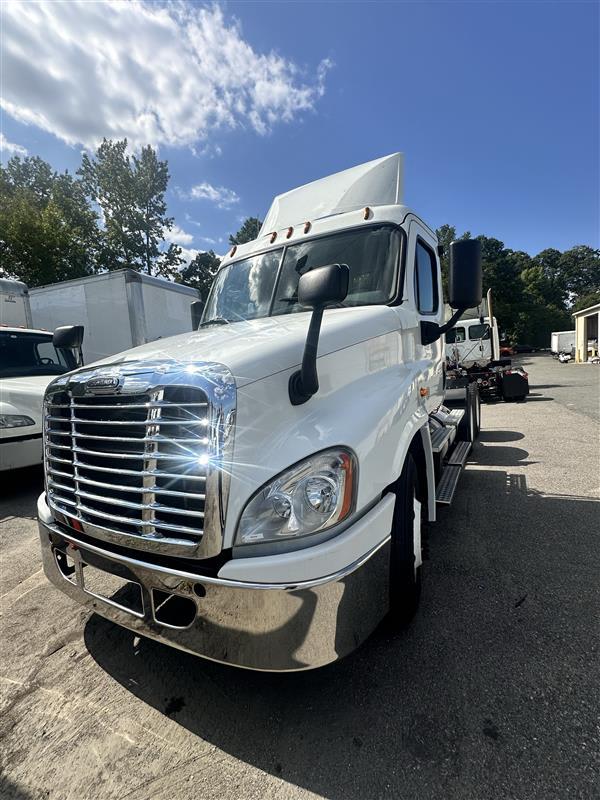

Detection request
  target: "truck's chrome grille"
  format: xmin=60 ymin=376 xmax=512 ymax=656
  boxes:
xmin=45 ymin=387 xmax=211 ymax=551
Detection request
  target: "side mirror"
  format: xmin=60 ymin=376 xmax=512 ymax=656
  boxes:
xmin=191 ymin=300 xmax=205 ymax=330
xmin=448 ymin=239 xmax=482 ymax=309
xmin=53 ymin=325 xmax=84 ymax=369
xmin=297 ymin=262 xmax=350 ymax=309
xmin=289 ymin=264 xmax=349 ymax=405
xmin=421 ymin=239 xmax=483 ymax=346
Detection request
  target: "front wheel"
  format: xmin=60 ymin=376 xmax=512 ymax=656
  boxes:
xmin=389 ymin=454 xmax=423 ymax=627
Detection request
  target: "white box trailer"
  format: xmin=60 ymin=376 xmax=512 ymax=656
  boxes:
xmin=30 ymin=270 xmax=199 ymax=364
xmin=0 ymin=278 xmax=33 ymax=328
xmin=551 ymin=330 xmax=575 ymax=355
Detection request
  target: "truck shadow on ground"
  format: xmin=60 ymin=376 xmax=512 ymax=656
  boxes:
xmin=477 ymin=430 xmax=524 ymax=443
xmin=83 ymin=450 xmax=600 ymax=800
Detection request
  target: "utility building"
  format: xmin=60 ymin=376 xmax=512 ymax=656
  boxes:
xmin=572 ymin=302 xmax=600 ymax=362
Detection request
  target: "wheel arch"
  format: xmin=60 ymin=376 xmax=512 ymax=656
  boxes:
xmin=412 ymin=424 xmax=436 ymax=522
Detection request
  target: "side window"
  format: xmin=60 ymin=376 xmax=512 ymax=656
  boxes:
xmin=446 ymin=327 xmax=465 ymax=344
xmin=414 ymin=240 xmax=439 ymax=314
xmin=468 ymin=323 xmax=490 ymax=340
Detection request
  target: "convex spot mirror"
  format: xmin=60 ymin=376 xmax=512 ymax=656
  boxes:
xmin=448 ymin=240 xmax=482 ymax=310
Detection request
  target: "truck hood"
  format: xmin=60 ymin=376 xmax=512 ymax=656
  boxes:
xmin=88 ymin=306 xmax=401 ymax=387
xmin=0 ymin=374 xmax=55 ymax=425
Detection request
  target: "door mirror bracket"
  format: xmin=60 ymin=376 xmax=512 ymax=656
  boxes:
xmin=288 ymin=263 xmax=349 ymax=405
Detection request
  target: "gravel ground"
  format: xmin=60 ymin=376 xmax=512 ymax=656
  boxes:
xmin=1 ymin=353 xmax=598 ymax=800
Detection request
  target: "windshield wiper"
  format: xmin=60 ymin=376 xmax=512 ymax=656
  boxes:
xmin=199 ymin=317 xmax=230 ymax=328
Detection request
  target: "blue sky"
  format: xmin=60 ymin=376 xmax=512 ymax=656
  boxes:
xmin=2 ymin=1 xmax=598 ymax=258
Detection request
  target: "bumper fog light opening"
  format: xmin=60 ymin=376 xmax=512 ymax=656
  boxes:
xmin=152 ymin=590 xmax=197 ymax=629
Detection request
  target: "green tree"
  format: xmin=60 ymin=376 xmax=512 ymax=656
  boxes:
xmin=558 ymin=245 xmax=600 ymax=300
xmin=229 ymin=217 xmax=262 ymax=246
xmin=79 ymin=138 xmax=181 ymax=275
xmin=79 ymin=139 xmax=138 ymax=269
xmin=177 ymin=250 xmax=221 ymax=300
xmin=132 ymin=145 xmax=183 ymax=275
xmin=0 ymin=156 xmax=99 ymax=287
xmin=571 ymin=290 xmax=600 ymax=314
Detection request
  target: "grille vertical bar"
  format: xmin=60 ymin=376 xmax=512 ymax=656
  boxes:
xmin=141 ymin=389 xmax=164 ymax=538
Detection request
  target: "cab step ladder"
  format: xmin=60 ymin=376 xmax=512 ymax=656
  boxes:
xmin=436 ymin=465 xmax=462 ymax=505
xmin=448 ymin=440 xmax=471 ymax=466
xmin=430 ymin=426 xmax=453 ymax=453
xmin=436 ymin=441 xmax=472 ymax=504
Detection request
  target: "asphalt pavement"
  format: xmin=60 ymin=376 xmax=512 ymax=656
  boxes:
xmin=1 ymin=353 xmax=598 ymax=800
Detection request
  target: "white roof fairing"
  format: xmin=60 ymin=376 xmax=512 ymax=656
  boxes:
xmin=259 ymin=153 xmax=404 ymax=235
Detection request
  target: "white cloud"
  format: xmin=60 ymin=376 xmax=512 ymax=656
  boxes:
xmin=0 ymin=133 xmax=27 ymax=157
xmin=1 ymin=1 xmax=331 ymax=150
xmin=184 ymin=213 xmax=203 ymax=228
xmin=198 ymin=236 xmax=217 ymax=245
xmin=164 ymin=224 xmax=194 ymax=246
xmin=179 ymin=247 xmax=199 ymax=265
xmin=183 ymin=182 xmax=240 ymax=209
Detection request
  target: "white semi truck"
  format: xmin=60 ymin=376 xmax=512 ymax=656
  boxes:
xmin=38 ymin=154 xmax=487 ymax=671
xmin=445 ymin=292 xmax=529 ymax=403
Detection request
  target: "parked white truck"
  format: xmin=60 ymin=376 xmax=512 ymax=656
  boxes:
xmin=1 ymin=324 xmax=83 ymax=471
xmin=1 ymin=277 xmax=33 ymax=327
xmin=38 ymin=154 xmax=486 ymax=671
xmin=550 ymin=330 xmax=575 ymax=356
xmin=445 ymin=291 xmax=529 ymax=403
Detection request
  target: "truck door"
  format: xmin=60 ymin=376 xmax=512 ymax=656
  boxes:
xmin=407 ymin=221 xmax=445 ymax=411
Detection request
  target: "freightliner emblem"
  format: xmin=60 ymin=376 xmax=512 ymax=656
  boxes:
xmin=85 ymin=376 xmax=121 ymax=394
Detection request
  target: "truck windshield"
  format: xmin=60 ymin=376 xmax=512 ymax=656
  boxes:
xmin=203 ymin=224 xmax=401 ymax=324
xmin=0 ymin=331 xmax=70 ymax=379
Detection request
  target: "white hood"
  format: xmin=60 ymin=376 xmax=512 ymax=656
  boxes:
xmin=0 ymin=374 xmax=55 ymax=428
xmin=86 ymin=306 xmax=401 ymax=388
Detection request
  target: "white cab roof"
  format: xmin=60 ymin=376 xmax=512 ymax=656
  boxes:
xmin=260 ymin=153 xmax=404 ymax=235
xmin=220 ymin=154 xmax=427 ymax=269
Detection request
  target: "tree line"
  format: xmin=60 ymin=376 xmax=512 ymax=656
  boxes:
xmin=1 ymin=141 xmax=597 ymax=347
xmin=436 ymin=225 xmax=599 ymax=346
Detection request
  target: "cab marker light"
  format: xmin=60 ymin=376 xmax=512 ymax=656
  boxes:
xmin=286 ymin=226 xmax=294 ymax=239
xmin=363 ymin=207 xmax=371 ymax=220
xmin=270 ymin=231 xmax=277 ymax=243
xmin=229 ymin=245 xmax=237 ymax=257
xmin=304 ymin=221 xmax=312 ymax=234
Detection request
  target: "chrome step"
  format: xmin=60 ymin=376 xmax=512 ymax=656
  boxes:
xmin=430 ymin=426 xmax=453 ymax=453
xmin=446 ymin=408 xmax=465 ymax=427
xmin=436 ymin=465 xmax=462 ymax=505
xmin=448 ymin=440 xmax=471 ymax=466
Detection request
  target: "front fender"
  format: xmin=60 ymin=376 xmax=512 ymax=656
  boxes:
xmin=224 ymin=332 xmax=436 ymax=547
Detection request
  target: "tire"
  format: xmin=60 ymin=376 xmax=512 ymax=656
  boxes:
xmin=389 ymin=454 xmax=423 ymax=627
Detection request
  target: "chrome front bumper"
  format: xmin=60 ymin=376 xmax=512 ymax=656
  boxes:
xmin=38 ymin=506 xmax=391 ymax=672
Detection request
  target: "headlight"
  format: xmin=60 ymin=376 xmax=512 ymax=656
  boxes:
xmin=0 ymin=415 xmax=35 ymax=429
xmin=236 ymin=448 xmax=357 ymax=546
